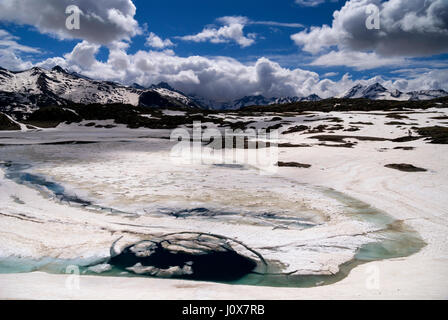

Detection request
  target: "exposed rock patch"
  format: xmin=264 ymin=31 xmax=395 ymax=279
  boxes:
xmin=416 ymin=126 xmax=448 ymax=144
xmin=394 ymin=146 xmax=415 ymax=151
xmin=282 ymin=125 xmax=309 ymax=135
xmin=277 ymin=162 xmax=312 ymax=168
xmin=0 ymin=113 xmax=20 ymax=131
xmin=429 ymin=116 xmax=448 ymax=120
xmin=385 ymin=164 xmax=427 ymax=172
xmin=385 ymin=121 xmax=418 ymax=126
xmin=386 ymin=113 xmax=409 ymax=120
xmin=350 ymin=121 xmax=373 ymax=125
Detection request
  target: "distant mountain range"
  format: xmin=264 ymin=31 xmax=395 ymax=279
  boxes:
xmin=225 ymin=94 xmax=322 ymax=109
xmin=0 ymin=66 xmax=447 ymax=118
xmin=338 ymin=82 xmax=448 ymax=101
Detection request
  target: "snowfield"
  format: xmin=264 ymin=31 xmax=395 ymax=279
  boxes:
xmin=0 ymin=106 xmax=447 ymax=299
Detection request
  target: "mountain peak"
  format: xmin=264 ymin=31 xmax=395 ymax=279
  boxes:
xmin=0 ymin=65 xmax=199 ymax=111
xmin=52 ymin=65 xmax=68 ymax=73
xmin=150 ymin=82 xmax=175 ymax=91
xmin=304 ymin=94 xmax=322 ymax=101
xmin=366 ymin=82 xmax=387 ymax=91
xmin=29 ymin=66 xmax=44 ymax=73
xmin=340 ymin=82 xmax=448 ymax=101
xmin=131 ymin=83 xmax=146 ymax=90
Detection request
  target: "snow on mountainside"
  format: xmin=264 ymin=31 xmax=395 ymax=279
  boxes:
xmin=407 ymin=90 xmax=448 ymax=101
xmin=1 ymin=66 xmax=447 ymax=118
xmin=0 ymin=66 xmax=140 ymax=105
xmin=274 ymin=94 xmax=322 ymax=104
xmin=232 ymin=94 xmax=322 ymax=108
xmin=340 ymin=83 xmax=448 ymax=101
xmin=0 ymin=66 xmax=200 ymax=117
xmin=207 ymin=94 xmax=322 ymax=110
xmin=148 ymin=82 xmax=196 ymax=107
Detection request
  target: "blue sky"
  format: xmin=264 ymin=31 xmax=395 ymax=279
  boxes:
xmin=0 ymin=0 xmax=447 ymax=100
xmin=2 ymin=0 xmax=342 ymax=65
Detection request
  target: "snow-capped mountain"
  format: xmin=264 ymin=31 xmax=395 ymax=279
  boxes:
xmin=203 ymin=94 xmax=322 ymax=110
xmin=340 ymin=83 xmax=448 ymax=101
xmin=407 ymin=90 xmax=448 ymax=101
xmin=148 ymin=82 xmax=198 ymax=108
xmin=0 ymin=66 xmax=200 ymax=117
xmin=340 ymin=83 xmax=406 ymax=100
xmin=1 ymin=66 xmax=447 ymax=118
xmin=232 ymin=95 xmax=276 ymax=109
xmin=233 ymin=94 xmax=322 ymax=108
xmin=274 ymin=94 xmax=322 ymax=104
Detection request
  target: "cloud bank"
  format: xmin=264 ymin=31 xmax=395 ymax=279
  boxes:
xmin=0 ymin=0 xmax=141 ymax=45
xmin=292 ymin=0 xmax=448 ymax=57
xmin=35 ymin=42 xmax=448 ymax=101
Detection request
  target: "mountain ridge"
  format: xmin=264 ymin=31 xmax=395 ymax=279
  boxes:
xmin=339 ymin=82 xmax=448 ymax=101
xmin=0 ymin=66 xmax=447 ymax=118
xmin=0 ymin=66 xmax=201 ymax=119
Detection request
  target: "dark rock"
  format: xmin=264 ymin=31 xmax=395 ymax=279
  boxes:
xmin=350 ymin=122 xmax=373 ymax=125
xmin=416 ymin=126 xmax=448 ymax=144
xmin=277 ymin=143 xmax=311 ymax=148
xmin=306 ymin=125 xmax=328 ymax=134
xmin=393 ymin=146 xmax=415 ymax=151
xmin=282 ymin=125 xmax=309 ymax=134
xmin=26 ymin=106 xmax=82 ymax=128
xmin=206 ymin=136 xmax=271 ymax=149
xmin=391 ymin=136 xmax=421 ymax=143
xmin=385 ymin=164 xmax=427 ymax=172
xmin=310 ymin=135 xmax=388 ymax=143
xmin=277 ymin=162 xmax=311 ymax=168
xmin=429 ymin=116 xmax=448 ymax=120
xmin=386 ymin=113 xmax=409 ymax=120
xmin=344 ymin=126 xmax=361 ymax=132
xmin=0 ymin=113 xmax=20 ymax=131
xmin=266 ymin=123 xmax=283 ymax=132
xmin=318 ymin=142 xmax=356 ymax=148
xmin=327 ymin=125 xmax=344 ymax=131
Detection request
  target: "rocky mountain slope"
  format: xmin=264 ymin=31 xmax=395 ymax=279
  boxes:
xmin=1 ymin=66 xmax=447 ymax=119
xmin=0 ymin=66 xmax=200 ymax=119
xmin=339 ymin=83 xmax=448 ymax=101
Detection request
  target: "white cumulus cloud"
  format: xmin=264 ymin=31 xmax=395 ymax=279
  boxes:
xmin=292 ymin=0 xmax=448 ymax=57
xmin=310 ymin=50 xmax=407 ymax=70
xmin=146 ymin=32 xmax=174 ymax=49
xmin=0 ymin=0 xmax=141 ymax=45
xmin=0 ymin=29 xmax=39 ymax=70
xmin=179 ymin=16 xmax=256 ymax=48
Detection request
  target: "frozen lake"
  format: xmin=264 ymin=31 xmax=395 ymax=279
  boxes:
xmin=0 ymin=127 xmax=425 ymax=287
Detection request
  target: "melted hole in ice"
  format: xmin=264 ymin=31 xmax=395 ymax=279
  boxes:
xmin=0 ymin=225 xmax=424 ymax=288
xmin=109 ymin=233 xmax=258 ymax=281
